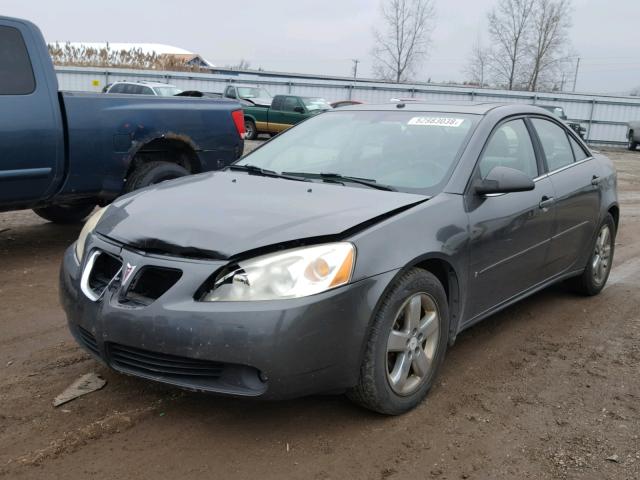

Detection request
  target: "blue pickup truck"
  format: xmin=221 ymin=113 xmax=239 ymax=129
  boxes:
xmin=0 ymin=17 xmax=245 ymax=223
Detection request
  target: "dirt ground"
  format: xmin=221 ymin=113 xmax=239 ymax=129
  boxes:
xmin=1 ymin=146 xmax=638 ymax=480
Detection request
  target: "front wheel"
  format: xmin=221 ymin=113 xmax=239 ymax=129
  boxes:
xmin=347 ymin=269 xmax=449 ymax=415
xmin=33 ymin=203 xmax=96 ymax=224
xmin=244 ymin=119 xmax=257 ymax=140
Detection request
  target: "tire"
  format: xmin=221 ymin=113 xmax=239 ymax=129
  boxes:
xmin=347 ymin=268 xmax=450 ymax=415
xmin=125 ymin=161 xmax=189 ymax=193
xmin=244 ymin=119 xmax=257 ymax=140
xmin=33 ymin=203 xmax=96 ymax=224
xmin=568 ymin=213 xmax=616 ymax=296
xmin=628 ymin=131 xmax=638 ymax=151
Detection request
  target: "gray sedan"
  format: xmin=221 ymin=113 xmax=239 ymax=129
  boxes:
xmin=60 ymin=103 xmax=618 ymax=415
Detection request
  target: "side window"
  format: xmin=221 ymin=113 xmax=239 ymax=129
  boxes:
xmin=0 ymin=26 xmax=36 ymax=95
xmin=569 ymin=136 xmax=589 ymax=162
xmin=271 ymin=96 xmax=283 ymax=110
xmin=141 ymin=87 xmax=154 ymax=95
xmin=123 ymin=84 xmax=136 ymax=94
xmin=283 ymin=96 xmax=300 ymax=112
xmin=225 ymin=87 xmax=236 ymax=98
xmin=109 ymin=84 xmax=122 ymax=93
xmin=479 ymin=119 xmax=538 ymax=179
xmin=531 ymin=118 xmax=574 ymax=171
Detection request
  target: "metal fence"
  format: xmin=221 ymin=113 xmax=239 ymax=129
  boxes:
xmin=55 ymin=66 xmax=640 ymax=146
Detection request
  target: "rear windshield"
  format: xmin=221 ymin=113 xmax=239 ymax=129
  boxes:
xmin=238 ymin=110 xmax=478 ymax=194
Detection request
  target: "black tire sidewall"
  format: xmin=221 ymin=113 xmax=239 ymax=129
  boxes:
xmin=127 ymin=161 xmax=189 ymax=192
xmin=361 ymin=269 xmax=450 ymax=414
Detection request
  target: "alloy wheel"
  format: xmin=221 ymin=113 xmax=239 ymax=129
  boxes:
xmin=386 ymin=293 xmax=440 ymax=396
xmin=592 ymin=225 xmax=612 ymax=286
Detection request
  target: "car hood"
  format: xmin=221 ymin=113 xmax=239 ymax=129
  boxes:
xmin=244 ymin=97 xmax=272 ymax=107
xmin=96 ymin=171 xmax=427 ymax=260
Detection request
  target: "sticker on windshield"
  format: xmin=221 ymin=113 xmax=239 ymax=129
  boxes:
xmin=407 ymin=117 xmax=465 ymax=127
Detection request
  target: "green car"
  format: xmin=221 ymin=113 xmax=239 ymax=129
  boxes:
xmin=243 ymin=95 xmax=332 ymax=140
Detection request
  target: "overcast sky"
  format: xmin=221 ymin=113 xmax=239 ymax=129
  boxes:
xmin=4 ymin=0 xmax=639 ymax=94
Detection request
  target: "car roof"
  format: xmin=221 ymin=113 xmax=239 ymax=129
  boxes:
xmin=111 ymin=81 xmax=176 ymax=88
xmin=335 ymin=102 xmax=554 ymax=116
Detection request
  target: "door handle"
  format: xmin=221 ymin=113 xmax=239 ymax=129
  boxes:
xmin=591 ymin=175 xmax=601 ymax=186
xmin=539 ymin=196 xmax=555 ymax=209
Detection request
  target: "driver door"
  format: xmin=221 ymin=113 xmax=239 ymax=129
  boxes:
xmin=465 ymin=118 xmax=556 ymax=320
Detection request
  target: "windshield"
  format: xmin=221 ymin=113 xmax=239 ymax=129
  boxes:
xmin=237 ymin=87 xmax=272 ymax=99
xmin=237 ymin=111 xmax=478 ymax=193
xmin=154 ymin=86 xmax=183 ymax=96
xmin=302 ymin=97 xmax=332 ymax=111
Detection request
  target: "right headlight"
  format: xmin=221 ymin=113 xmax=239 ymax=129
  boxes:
xmin=201 ymin=242 xmax=355 ymax=302
xmin=74 ymin=207 xmax=107 ymax=262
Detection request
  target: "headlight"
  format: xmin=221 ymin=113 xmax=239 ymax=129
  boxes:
xmin=74 ymin=207 xmax=107 ymax=262
xmin=202 ymin=242 xmax=355 ymax=301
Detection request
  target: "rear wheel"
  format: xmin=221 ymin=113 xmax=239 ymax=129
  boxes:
xmin=125 ymin=161 xmax=189 ymax=193
xmin=244 ymin=119 xmax=257 ymax=140
xmin=33 ymin=203 xmax=96 ymax=224
xmin=568 ymin=213 xmax=615 ymax=295
xmin=347 ymin=268 xmax=449 ymax=415
xmin=628 ymin=131 xmax=638 ymax=151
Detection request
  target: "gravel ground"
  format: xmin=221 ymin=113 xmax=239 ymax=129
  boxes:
xmin=0 ymin=147 xmax=638 ymax=479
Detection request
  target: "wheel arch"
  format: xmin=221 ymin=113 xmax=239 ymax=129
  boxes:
xmin=607 ymin=203 xmax=620 ymax=232
xmin=124 ymin=133 xmax=201 ymax=187
xmin=365 ymin=253 xmax=463 ymax=348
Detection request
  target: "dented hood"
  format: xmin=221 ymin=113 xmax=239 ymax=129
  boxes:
xmin=96 ymin=171 xmax=427 ymax=259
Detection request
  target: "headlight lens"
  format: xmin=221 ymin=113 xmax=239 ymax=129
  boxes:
xmin=202 ymin=242 xmax=355 ymax=301
xmin=74 ymin=207 xmax=107 ymax=261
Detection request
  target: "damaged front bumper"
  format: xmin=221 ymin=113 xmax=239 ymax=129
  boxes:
xmin=59 ymin=234 xmax=397 ymax=399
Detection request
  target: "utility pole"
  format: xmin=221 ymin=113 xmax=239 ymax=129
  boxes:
xmin=573 ymin=57 xmax=581 ymax=93
xmin=352 ymin=59 xmax=360 ymax=79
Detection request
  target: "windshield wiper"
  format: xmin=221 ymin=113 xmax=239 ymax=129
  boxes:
xmin=282 ymin=172 xmax=396 ymax=191
xmin=226 ymin=164 xmax=309 ymax=182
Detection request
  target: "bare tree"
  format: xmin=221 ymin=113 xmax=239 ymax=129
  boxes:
xmin=525 ymin=0 xmax=572 ymax=91
xmin=487 ymin=0 xmax=535 ymax=90
xmin=372 ymin=0 xmax=436 ymax=83
xmin=464 ymin=41 xmax=491 ymax=87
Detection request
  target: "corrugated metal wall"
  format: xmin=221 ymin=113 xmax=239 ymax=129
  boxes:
xmin=55 ymin=66 xmax=640 ymax=145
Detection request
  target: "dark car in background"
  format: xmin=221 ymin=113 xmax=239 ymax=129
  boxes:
xmin=538 ymin=105 xmax=586 ymax=139
xmin=0 ymin=16 xmax=245 ymax=223
xmin=61 ymin=102 xmax=618 ymax=415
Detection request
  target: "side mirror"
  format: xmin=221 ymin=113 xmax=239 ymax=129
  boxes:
xmin=293 ymin=106 xmax=305 ymax=113
xmin=474 ymin=166 xmax=535 ymax=195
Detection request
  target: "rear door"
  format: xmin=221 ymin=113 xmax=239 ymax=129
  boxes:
xmin=530 ymin=117 xmax=601 ymax=274
xmin=466 ymin=118 xmax=556 ymax=319
xmin=0 ymin=21 xmax=64 ymax=205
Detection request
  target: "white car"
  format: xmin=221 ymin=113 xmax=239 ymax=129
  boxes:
xmin=104 ymin=81 xmax=182 ymax=96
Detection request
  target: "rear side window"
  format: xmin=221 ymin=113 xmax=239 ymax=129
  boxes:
xmin=532 ymin=118 xmax=574 ymax=171
xmin=479 ymin=119 xmax=538 ymax=179
xmin=569 ymin=136 xmax=589 ymax=161
xmin=0 ymin=26 xmax=36 ymax=95
xmin=108 ymin=84 xmax=123 ymax=93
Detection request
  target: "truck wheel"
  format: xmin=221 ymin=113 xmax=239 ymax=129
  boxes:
xmin=125 ymin=161 xmax=190 ymax=192
xmin=33 ymin=203 xmax=96 ymax=224
xmin=628 ymin=131 xmax=638 ymax=151
xmin=245 ymin=120 xmax=257 ymax=140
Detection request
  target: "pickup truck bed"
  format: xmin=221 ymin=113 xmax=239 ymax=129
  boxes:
xmin=0 ymin=16 xmax=244 ymax=222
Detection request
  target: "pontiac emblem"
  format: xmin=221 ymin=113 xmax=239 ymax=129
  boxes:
xmin=122 ymin=263 xmax=137 ymax=284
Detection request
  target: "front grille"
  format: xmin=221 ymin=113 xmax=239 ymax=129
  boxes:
xmin=121 ymin=267 xmax=182 ymax=306
xmin=108 ymin=343 xmax=225 ymax=380
xmin=76 ymin=326 xmax=100 ymax=357
xmin=82 ymin=250 xmax=122 ymax=301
